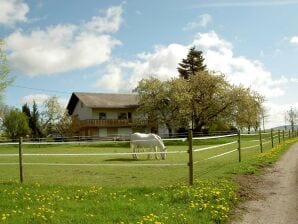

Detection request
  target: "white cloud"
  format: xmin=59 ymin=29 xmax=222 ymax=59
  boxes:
xmin=84 ymin=5 xmax=123 ymax=33
xmin=22 ymin=94 xmax=68 ymax=108
xmin=192 ymin=31 xmax=232 ymax=54
xmin=22 ymin=94 xmax=50 ymax=105
xmin=0 ymin=0 xmax=29 ymax=26
xmin=193 ymin=0 xmax=298 ymax=8
xmin=192 ymin=31 xmax=285 ymax=98
xmin=125 ymin=44 xmax=188 ymax=90
xmin=183 ymin=14 xmax=212 ymax=30
xmin=94 ymin=64 xmax=125 ymax=92
xmin=94 ymin=43 xmax=189 ymax=92
xmin=264 ymin=102 xmax=298 ymax=129
xmin=94 ymin=30 xmax=287 ymax=100
xmin=290 ymin=36 xmax=298 ymax=44
xmin=5 ymin=5 xmax=123 ymax=76
xmin=58 ymin=98 xmax=69 ymax=108
xmin=290 ymin=78 xmax=298 ymax=83
xmin=135 ymin=10 xmax=142 ymax=16
xmin=271 ymin=76 xmax=288 ymax=85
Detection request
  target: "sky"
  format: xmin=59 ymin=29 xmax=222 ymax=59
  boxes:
xmin=1 ymin=0 xmax=298 ymax=129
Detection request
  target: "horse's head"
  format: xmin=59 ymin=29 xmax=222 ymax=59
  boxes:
xmin=151 ymin=133 xmax=167 ymax=160
xmin=161 ymin=146 xmax=167 ymax=160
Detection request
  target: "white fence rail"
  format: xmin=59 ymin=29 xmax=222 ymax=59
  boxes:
xmin=0 ymin=129 xmax=295 ymax=185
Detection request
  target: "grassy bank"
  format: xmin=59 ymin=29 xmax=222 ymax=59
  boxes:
xmin=0 ymin=137 xmax=296 ymax=223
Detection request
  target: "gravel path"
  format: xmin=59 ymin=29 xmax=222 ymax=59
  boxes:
xmin=232 ymin=143 xmax=298 ymax=224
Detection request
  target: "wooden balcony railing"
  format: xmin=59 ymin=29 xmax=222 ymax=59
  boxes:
xmin=80 ymin=119 xmax=149 ymax=128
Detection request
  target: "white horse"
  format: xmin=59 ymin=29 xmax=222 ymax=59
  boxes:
xmin=130 ymin=133 xmax=166 ymax=160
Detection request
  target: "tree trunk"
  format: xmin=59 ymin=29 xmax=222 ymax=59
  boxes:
xmin=194 ymin=117 xmax=204 ymax=133
xmin=166 ymin=124 xmax=173 ymax=137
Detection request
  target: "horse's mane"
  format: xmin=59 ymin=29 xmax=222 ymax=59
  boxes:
xmin=152 ymin=133 xmax=162 ymax=140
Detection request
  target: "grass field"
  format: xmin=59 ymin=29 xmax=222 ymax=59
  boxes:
xmin=0 ymin=132 xmax=295 ymax=223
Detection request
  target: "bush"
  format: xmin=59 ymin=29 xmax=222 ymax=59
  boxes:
xmin=2 ymin=108 xmax=30 ymax=140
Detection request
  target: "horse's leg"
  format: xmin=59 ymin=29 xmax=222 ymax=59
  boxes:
xmin=131 ymin=143 xmax=134 ymax=159
xmin=132 ymin=144 xmax=137 ymax=160
xmin=155 ymin=146 xmax=159 ymax=160
xmin=147 ymin=147 xmax=151 ymax=160
xmin=162 ymin=149 xmax=166 ymax=160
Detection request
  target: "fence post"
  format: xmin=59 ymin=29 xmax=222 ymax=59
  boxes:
xmin=278 ymin=130 xmax=280 ymax=144
xmin=283 ymin=130 xmax=285 ymax=141
xmin=18 ymin=137 xmax=24 ymax=183
xmin=259 ymin=129 xmax=263 ymax=153
xmin=238 ymin=130 xmax=241 ymax=162
xmin=188 ymin=129 xmax=194 ymax=186
xmin=271 ymin=129 xmax=274 ymax=148
xmin=289 ymin=130 xmax=291 ymax=139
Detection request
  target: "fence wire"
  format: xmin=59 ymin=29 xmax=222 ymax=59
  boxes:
xmin=0 ymin=130 xmax=294 ymax=174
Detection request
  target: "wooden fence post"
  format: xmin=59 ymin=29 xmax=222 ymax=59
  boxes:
xmin=238 ymin=130 xmax=241 ymax=162
xmin=289 ymin=130 xmax=291 ymax=139
xmin=278 ymin=130 xmax=280 ymax=144
xmin=282 ymin=130 xmax=285 ymax=142
xmin=188 ymin=129 xmax=194 ymax=186
xmin=18 ymin=137 xmax=24 ymax=183
xmin=271 ymin=129 xmax=274 ymax=148
xmin=259 ymin=129 xmax=263 ymax=153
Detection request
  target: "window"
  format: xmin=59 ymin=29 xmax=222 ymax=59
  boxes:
xmin=128 ymin=112 xmax=132 ymax=121
xmin=99 ymin=112 xmax=106 ymax=120
xmin=118 ymin=112 xmax=127 ymax=120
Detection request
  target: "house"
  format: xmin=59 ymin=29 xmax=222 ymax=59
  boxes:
xmin=66 ymin=92 xmax=152 ymax=138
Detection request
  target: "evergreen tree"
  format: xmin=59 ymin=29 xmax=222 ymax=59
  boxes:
xmin=177 ymin=46 xmax=206 ymax=79
xmin=22 ymin=103 xmax=32 ymax=135
xmin=21 ymin=101 xmax=42 ymax=138
xmin=31 ymin=101 xmax=42 ymax=138
xmin=22 ymin=103 xmax=31 ymax=119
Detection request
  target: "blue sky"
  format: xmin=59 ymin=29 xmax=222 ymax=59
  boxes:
xmin=1 ymin=0 xmax=298 ymax=128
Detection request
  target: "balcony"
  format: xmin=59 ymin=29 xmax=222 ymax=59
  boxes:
xmin=80 ymin=119 xmax=149 ymax=128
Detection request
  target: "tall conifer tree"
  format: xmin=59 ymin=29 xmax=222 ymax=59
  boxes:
xmin=31 ymin=101 xmax=42 ymax=138
xmin=177 ymin=46 xmax=206 ymax=79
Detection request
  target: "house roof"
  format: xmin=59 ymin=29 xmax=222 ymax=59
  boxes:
xmin=67 ymin=92 xmax=139 ymax=115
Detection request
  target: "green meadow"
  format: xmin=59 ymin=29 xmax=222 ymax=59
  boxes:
xmin=0 ymin=133 xmax=295 ymax=223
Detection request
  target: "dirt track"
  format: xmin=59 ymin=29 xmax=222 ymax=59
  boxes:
xmin=232 ymin=143 xmax=298 ymax=224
